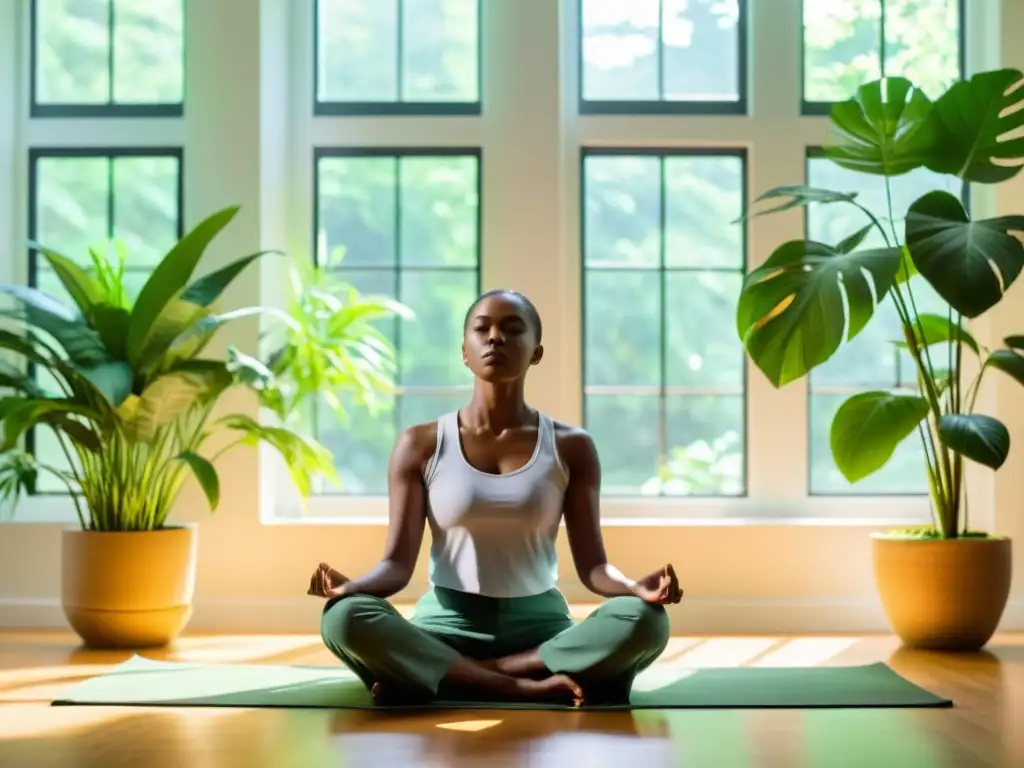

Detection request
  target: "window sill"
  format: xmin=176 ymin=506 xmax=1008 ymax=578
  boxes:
xmin=264 ymin=494 xmax=931 ymax=528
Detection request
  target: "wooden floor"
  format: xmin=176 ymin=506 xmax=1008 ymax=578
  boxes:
xmin=1 ymin=631 xmax=1022 ymax=768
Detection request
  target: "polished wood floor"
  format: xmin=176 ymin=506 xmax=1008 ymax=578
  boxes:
xmin=1 ymin=630 xmax=1022 ymax=767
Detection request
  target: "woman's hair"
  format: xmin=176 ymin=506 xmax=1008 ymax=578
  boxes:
xmin=463 ymin=289 xmax=543 ymax=343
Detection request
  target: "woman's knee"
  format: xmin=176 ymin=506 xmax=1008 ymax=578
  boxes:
xmin=605 ymin=596 xmax=671 ymax=654
xmin=320 ymin=594 xmax=390 ymax=652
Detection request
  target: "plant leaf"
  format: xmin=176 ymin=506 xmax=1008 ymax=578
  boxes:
xmin=88 ymin=305 xmax=131 ymax=360
xmin=133 ymin=298 xmax=210 ymax=370
xmin=737 ymin=184 xmax=859 ymax=222
xmin=894 ymin=246 xmax=918 ymax=284
xmin=0 ymin=399 xmax=103 ymax=452
xmin=736 ymin=241 xmax=902 ymax=387
xmin=220 ymin=413 xmax=339 ymax=495
xmin=182 ymin=250 xmax=280 ymax=307
xmin=176 ymin=451 xmax=220 ymax=511
xmin=830 ymin=391 xmax=930 ymax=483
xmin=905 ymin=190 xmax=1024 ymax=317
xmin=227 ymin=346 xmax=274 ymax=388
xmin=0 ymin=285 xmax=107 ymax=364
xmin=938 ymin=413 xmax=1010 ymax=469
xmin=1005 ymin=335 xmax=1024 ymax=351
xmin=76 ymin=361 xmax=134 ymax=406
xmin=986 ymin=349 xmax=1024 ymax=386
xmin=31 ymin=243 xmax=105 ymax=316
xmin=121 ymin=374 xmax=203 ymax=444
xmin=823 ymin=77 xmax=939 ymax=177
xmin=45 ymin=414 xmax=102 ymax=453
xmin=835 ymin=224 xmax=874 ymax=254
xmin=892 ymin=312 xmax=980 ymax=355
xmin=127 ymin=206 xmax=239 ymax=364
xmin=925 ymin=68 xmax=1024 ymax=183
xmin=168 ymin=359 xmax=235 ymax=404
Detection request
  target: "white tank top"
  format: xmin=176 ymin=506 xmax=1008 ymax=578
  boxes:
xmin=422 ymin=410 xmax=568 ymax=598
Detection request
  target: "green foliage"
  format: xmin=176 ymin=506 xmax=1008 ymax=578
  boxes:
xmin=830 ymin=392 xmax=931 ymax=483
xmin=0 ymin=207 xmax=402 ymax=530
xmin=736 ymin=68 xmax=1024 ymax=539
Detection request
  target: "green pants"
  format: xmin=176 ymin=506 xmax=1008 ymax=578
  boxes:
xmin=320 ymin=586 xmax=670 ymax=702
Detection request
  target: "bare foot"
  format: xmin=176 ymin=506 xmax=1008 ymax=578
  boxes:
xmin=518 ymin=674 xmax=585 ymax=707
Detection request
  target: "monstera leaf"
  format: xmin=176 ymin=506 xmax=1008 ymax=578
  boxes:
xmin=939 ymin=413 xmax=1010 ymax=470
xmin=830 ymin=391 xmax=931 ymax=483
xmin=736 ymin=240 xmax=902 ymax=387
xmin=823 ymin=77 xmax=939 ymax=177
xmin=738 ymin=184 xmax=859 ymax=222
xmin=905 ymin=191 xmax=1024 ymax=318
xmin=925 ymin=68 xmax=1024 ymax=183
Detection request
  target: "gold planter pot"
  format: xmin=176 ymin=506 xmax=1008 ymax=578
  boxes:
xmin=872 ymin=534 xmax=1012 ymax=651
xmin=61 ymin=524 xmax=198 ymax=649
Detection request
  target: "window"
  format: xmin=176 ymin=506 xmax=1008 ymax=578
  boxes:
xmin=313 ymin=149 xmax=481 ymax=495
xmin=805 ymin=152 xmax=962 ymax=495
xmin=26 ymin=149 xmax=183 ymax=492
xmin=8 ymin=0 xmax=186 ymax=515
xmin=581 ymin=149 xmax=747 ymax=497
xmin=802 ymin=0 xmax=963 ymax=112
xmin=314 ymin=0 xmax=481 ymax=114
xmin=580 ymin=0 xmax=747 ymax=113
xmin=31 ymin=0 xmax=184 ymax=116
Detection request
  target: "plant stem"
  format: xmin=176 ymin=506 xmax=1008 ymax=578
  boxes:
xmin=880 ymin=176 xmax=957 ymax=536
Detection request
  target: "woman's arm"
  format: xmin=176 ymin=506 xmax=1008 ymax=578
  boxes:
xmin=334 ymin=424 xmax=432 ymax=599
xmin=560 ymin=426 xmax=682 ymax=604
xmin=559 ymin=427 xmax=638 ymax=598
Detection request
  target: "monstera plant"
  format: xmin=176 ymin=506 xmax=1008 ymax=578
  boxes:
xmin=736 ymin=68 xmax=1024 ymax=651
xmin=0 ymin=206 xmax=405 ymax=648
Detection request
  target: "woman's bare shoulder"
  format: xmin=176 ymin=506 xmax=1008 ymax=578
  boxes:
xmin=393 ymin=419 xmax=441 ymax=473
xmin=551 ymin=418 xmax=598 ymax=466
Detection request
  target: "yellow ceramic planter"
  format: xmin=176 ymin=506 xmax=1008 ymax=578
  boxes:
xmin=61 ymin=524 xmax=198 ymax=648
xmin=872 ymin=534 xmax=1012 ymax=651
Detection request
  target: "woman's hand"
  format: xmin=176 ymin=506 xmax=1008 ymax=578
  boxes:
xmin=631 ymin=564 xmax=682 ymax=605
xmin=307 ymin=562 xmax=350 ymax=599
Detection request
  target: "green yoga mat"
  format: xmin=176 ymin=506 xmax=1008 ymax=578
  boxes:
xmin=51 ymin=655 xmax=951 ymax=711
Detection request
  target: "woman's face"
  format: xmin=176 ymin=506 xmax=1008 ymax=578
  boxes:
xmin=462 ymin=294 xmax=543 ymax=382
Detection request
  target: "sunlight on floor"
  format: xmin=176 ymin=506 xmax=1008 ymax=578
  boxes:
xmin=435 ymin=719 xmax=504 ymax=732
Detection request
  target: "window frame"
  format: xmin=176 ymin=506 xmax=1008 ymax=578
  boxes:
xmin=276 ymin=0 xmax=956 ymax=525
xmin=799 ymin=0 xmax=968 ymax=116
xmin=578 ymin=0 xmax=750 ymax=116
xmin=579 ymin=145 xmax=750 ymax=499
xmin=309 ymin=145 xmax=483 ymax=498
xmin=312 ymin=0 xmax=484 ymax=117
xmin=22 ymin=146 xmax=185 ymax=494
xmin=29 ymin=0 xmax=185 ymax=118
xmin=1 ymin=0 xmax=185 ymax=524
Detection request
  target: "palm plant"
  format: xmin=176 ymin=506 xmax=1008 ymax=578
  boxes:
xmin=0 ymin=206 xmax=404 ymax=530
xmin=736 ymin=68 xmax=1024 ymax=539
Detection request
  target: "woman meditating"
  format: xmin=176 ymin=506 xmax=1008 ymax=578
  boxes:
xmin=308 ymin=289 xmax=681 ymax=706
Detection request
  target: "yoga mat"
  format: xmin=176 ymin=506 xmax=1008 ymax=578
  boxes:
xmin=52 ymin=655 xmax=951 ymax=711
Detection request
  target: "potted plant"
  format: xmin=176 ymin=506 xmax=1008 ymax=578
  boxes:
xmin=736 ymin=68 xmax=1024 ymax=650
xmin=0 ymin=206 xmax=403 ymax=648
